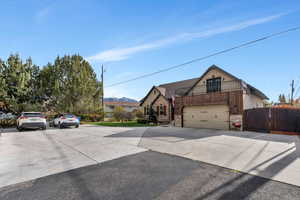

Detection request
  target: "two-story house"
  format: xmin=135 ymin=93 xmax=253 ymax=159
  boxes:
xmin=174 ymin=65 xmax=268 ymax=129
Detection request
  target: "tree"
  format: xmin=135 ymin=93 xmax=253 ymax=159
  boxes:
xmin=0 ymin=54 xmax=40 ymax=113
xmin=39 ymin=55 xmax=103 ymax=114
xmin=278 ymin=94 xmax=287 ymax=103
xmin=113 ymin=106 xmax=126 ymax=122
xmin=0 ymin=53 xmax=103 ymax=115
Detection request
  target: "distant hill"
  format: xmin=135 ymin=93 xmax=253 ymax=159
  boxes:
xmin=104 ymin=97 xmax=138 ymax=103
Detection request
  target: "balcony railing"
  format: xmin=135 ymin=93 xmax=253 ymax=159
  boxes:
xmin=174 ymin=90 xmax=244 ymax=115
xmin=174 ymin=80 xmax=242 ymax=96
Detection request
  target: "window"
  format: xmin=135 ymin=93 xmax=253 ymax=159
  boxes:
xmin=109 ymin=105 xmax=115 ymax=109
xmin=163 ymin=105 xmax=167 ymax=115
xmin=146 ymin=105 xmax=150 ymax=115
xmin=160 ymin=104 xmax=164 ymax=115
xmin=206 ymin=77 xmax=221 ymax=93
xmin=156 ymin=106 xmax=159 ymax=115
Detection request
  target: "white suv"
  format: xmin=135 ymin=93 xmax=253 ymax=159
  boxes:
xmin=51 ymin=114 xmax=79 ymax=129
xmin=17 ymin=112 xmax=47 ymax=131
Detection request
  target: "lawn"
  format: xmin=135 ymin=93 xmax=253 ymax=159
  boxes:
xmin=87 ymin=121 xmax=157 ymax=127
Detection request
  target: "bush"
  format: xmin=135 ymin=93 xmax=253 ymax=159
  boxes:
xmin=123 ymin=112 xmax=134 ymax=121
xmin=137 ymin=118 xmax=148 ymax=124
xmin=0 ymin=118 xmax=17 ymax=128
xmin=133 ymin=109 xmax=144 ymax=119
xmin=77 ymin=113 xmax=103 ymax=122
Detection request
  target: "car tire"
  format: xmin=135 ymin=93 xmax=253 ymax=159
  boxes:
xmin=59 ymin=123 xmax=63 ymax=129
xmin=75 ymin=124 xmax=79 ymax=128
xmin=42 ymin=126 xmax=46 ymax=130
xmin=17 ymin=126 xmax=23 ymax=132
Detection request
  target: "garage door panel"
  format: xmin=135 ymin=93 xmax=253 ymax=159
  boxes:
xmin=183 ymin=105 xmax=229 ymax=130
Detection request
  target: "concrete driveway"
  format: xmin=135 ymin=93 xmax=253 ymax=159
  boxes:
xmin=134 ymin=127 xmax=300 ymax=186
xmin=0 ymin=125 xmax=148 ymax=188
xmin=0 ymin=125 xmax=300 ymax=188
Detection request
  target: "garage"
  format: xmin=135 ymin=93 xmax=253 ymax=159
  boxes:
xmin=183 ymin=105 xmax=229 ymax=130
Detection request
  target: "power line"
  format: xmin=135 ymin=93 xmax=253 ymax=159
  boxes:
xmin=106 ymin=26 xmax=300 ymax=88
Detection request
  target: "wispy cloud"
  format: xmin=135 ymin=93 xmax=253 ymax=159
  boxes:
xmin=35 ymin=6 xmax=52 ymax=23
xmin=87 ymin=13 xmax=285 ymax=62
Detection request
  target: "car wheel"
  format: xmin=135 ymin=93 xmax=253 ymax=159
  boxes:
xmin=75 ymin=124 xmax=79 ymax=128
xmin=17 ymin=126 xmax=23 ymax=132
xmin=42 ymin=126 xmax=46 ymax=130
xmin=59 ymin=123 xmax=63 ymax=129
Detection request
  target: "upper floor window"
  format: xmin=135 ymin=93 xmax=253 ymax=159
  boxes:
xmin=206 ymin=77 xmax=221 ymax=93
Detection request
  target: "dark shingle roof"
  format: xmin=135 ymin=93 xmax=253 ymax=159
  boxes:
xmin=158 ymin=78 xmax=199 ymax=99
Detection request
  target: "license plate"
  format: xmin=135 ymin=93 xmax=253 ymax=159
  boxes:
xmin=30 ymin=118 xmax=38 ymax=121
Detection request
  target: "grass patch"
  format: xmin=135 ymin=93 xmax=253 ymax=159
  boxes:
xmin=86 ymin=121 xmax=157 ymax=127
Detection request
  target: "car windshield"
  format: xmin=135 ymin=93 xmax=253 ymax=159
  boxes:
xmin=23 ymin=113 xmax=43 ymax=117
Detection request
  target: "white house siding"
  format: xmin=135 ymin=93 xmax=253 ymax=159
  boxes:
xmin=243 ymin=92 xmax=264 ymax=110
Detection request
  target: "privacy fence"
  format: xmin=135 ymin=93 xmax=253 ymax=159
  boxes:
xmin=243 ymin=107 xmax=300 ymax=134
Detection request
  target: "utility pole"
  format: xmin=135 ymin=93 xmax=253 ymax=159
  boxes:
xmin=101 ymin=65 xmax=104 ymax=112
xmin=291 ymin=80 xmax=295 ymax=105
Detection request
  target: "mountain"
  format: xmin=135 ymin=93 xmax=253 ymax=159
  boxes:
xmin=104 ymin=97 xmax=138 ymax=103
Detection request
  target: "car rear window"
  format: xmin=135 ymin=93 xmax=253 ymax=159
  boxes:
xmin=64 ymin=114 xmax=75 ymax=118
xmin=23 ymin=113 xmax=43 ymax=117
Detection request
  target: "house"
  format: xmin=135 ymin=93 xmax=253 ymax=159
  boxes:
xmin=174 ymin=65 xmax=268 ymax=130
xmin=140 ymin=78 xmax=199 ymax=123
xmin=104 ymin=101 xmax=140 ymax=118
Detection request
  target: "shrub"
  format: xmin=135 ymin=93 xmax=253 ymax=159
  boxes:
xmin=113 ymin=106 xmax=125 ymax=121
xmin=133 ymin=109 xmax=144 ymax=119
xmin=137 ymin=118 xmax=148 ymax=124
xmin=77 ymin=113 xmax=103 ymax=122
xmin=0 ymin=118 xmax=17 ymax=128
xmin=123 ymin=112 xmax=134 ymax=121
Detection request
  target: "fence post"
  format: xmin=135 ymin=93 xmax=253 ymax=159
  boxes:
xmin=268 ymin=108 xmax=272 ymax=133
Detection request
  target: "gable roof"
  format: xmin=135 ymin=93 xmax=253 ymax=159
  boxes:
xmin=158 ymin=78 xmax=199 ymax=99
xmin=139 ymin=86 xmax=161 ymax=106
xmin=140 ymin=78 xmax=199 ymax=105
xmin=185 ymin=65 xmax=268 ymax=99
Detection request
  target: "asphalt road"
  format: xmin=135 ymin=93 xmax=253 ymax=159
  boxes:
xmin=1 ymin=151 xmax=299 ymax=200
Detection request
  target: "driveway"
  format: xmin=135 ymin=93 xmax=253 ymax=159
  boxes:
xmin=0 ymin=125 xmax=147 ymax=188
xmin=111 ymin=126 xmax=300 ymax=186
xmin=1 ymin=151 xmax=300 ymax=200
xmin=0 ymin=125 xmax=300 ymax=189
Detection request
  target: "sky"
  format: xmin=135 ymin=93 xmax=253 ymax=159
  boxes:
xmin=0 ymin=0 xmax=300 ymax=101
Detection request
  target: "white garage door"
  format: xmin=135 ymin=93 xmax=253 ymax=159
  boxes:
xmin=183 ymin=105 xmax=229 ymax=130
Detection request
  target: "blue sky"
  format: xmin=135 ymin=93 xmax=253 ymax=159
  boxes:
xmin=1 ymin=0 xmax=300 ymax=101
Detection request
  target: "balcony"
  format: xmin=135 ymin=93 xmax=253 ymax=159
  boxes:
xmin=175 ymin=80 xmax=242 ymax=96
xmin=174 ymin=90 xmax=243 ymax=115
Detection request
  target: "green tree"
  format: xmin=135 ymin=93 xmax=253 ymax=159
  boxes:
xmin=278 ymin=94 xmax=286 ymax=103
xmin=113 ymin=106 xmax=126 ymax=122
xmin=1 ymin=54 xmax=40 ymax=113
xmin=39 ymin=55 xmax=102 ymax=114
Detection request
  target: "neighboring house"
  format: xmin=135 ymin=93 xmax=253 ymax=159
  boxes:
xmin=140 ymin=78 xmax=199 ymax=123
xmin=174 ymin=65 xmax=268 ymax=130
xmin=104 ymin=101 xmax=140 ymax=118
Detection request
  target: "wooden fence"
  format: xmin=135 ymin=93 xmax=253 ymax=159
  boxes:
xmin=243 ymin=107 xmax=300 ymax=133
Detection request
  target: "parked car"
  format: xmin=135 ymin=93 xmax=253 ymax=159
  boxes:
xmin=50 ymin=114 xmax=79 ymax=129
xmin=17 ymin=112 xmax=47 ymax=131
xmin=0 ymin=111 xmax=4 ymax=120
